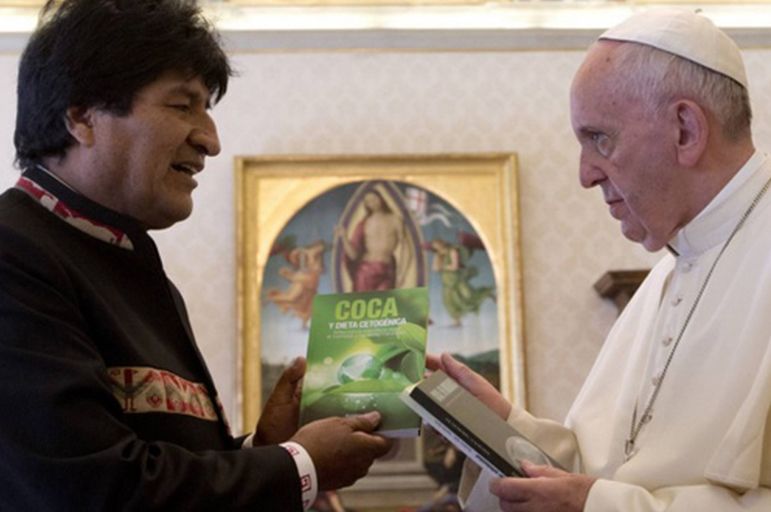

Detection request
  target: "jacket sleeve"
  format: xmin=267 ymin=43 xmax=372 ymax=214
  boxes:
xmin=0 ymin=228 xmax=303 ymax=511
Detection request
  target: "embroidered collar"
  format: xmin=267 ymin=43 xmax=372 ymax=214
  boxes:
xmin=15 ymin=166 xmax=135 ymax=250
xmin=668 ymin=151 xmax=771 ymax=259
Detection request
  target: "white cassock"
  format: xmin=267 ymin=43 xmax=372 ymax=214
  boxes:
xmin=461 ymin=151 xmax=771 ymax=511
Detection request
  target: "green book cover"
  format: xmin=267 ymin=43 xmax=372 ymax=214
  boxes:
xmin=300 ymin=287 xmax=429 ymax=437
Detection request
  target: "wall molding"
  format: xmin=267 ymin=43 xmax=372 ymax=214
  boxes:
xmin=217 ymin=27 xmax=771 ymax=53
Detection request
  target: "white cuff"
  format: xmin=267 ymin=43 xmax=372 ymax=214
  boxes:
xmin=280 ymin=441 xmax=318 ymax=510
xmin=241 ymin=435 xmax=318 ymax=510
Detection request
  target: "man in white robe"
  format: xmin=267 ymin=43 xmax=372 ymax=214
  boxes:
xmin=434 ymin=8 xmax=771 ymax=512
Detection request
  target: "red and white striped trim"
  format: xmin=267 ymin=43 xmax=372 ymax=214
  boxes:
xmin=16 ymin=176 xmax=134 ymax=250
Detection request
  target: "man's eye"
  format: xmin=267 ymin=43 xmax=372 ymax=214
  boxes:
xmin=591 ymin=132 xmax=613 ymax=157
xmin=170 ymin=104 xmax=191 ymax=113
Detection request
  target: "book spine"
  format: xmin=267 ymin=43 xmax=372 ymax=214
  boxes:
xmin=410 ymin=387 xmax=523 ymax=477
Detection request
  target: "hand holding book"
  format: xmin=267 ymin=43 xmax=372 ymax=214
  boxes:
xmin=255 ymin=356 xmax=306 ymax=445
xmin=426 ymin=352 xmax=512 ymax=421
xmin=401 ymin=367 xmax=564 ymax=478
xmin=290 ymin=411 xmax=393 ymax=490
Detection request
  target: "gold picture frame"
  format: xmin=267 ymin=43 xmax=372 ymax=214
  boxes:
xmin=236 ymin=153 xmax=525 ymax=434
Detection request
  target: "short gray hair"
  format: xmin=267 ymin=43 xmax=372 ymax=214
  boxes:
xmin=611 ymin=41 xmax=752 ymax=141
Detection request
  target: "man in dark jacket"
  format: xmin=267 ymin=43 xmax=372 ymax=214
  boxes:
xmin=0 ymin=1 xmax=391 ymax=510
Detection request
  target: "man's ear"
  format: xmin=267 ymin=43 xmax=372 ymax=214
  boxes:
xmin=673 ymin=99 xmax=708 ymax=167
xmin=64 ymin=106 xmax=96 ymax=146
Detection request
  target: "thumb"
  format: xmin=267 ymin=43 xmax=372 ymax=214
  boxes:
xmin=520 ymin=460 xmax=566 ymax=478
xmin=425 ymin=353 xmax=443 ymax=372
xmin=440 ymin=353 xmax=469 ymax=380
xmin=345 ymin=411 xmax=382 ymax=432
xmin=271 ymin=357 xmax=306 ymax=399
xmin=441 ymin=353 xmax=484 ymax=393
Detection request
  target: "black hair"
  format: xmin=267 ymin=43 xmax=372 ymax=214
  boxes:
xmin=14 ymin=0 xmax=232 ymax=170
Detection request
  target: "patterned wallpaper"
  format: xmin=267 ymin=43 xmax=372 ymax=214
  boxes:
xmin=2 ymin=44 xmax=771 ymax=431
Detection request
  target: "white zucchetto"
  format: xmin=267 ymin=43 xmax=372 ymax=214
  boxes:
xmin=599 ymin=8 xmax=748 ymax=88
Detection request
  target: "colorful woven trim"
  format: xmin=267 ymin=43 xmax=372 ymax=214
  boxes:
xmin=107 ymin=366 xmax=218 ymax=422
xmin=15 ymin=176 xmax=134 ymax=250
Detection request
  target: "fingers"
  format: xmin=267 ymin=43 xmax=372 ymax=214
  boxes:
xmin=425 ymin=353 xmax=443 ymax=372
xmin=427 ymin=352 xmax=470 ymax=377
xmin=283 ymin=357 xmax=307 ymax=385
xmin=343 ymin=411 xmax=381 ymax=433
xmin=343 ymin=412 xmax=393 ymax=458
xmin=491 ymin=469 xmax=596 ymax=512
xmin=271 ymin=357 xmax=305 ymax=399
xmin=295 ymin=414 xmax=394 ymax=491
xmin=490 ymin=477 xmax=530 ymax=503
xmin=440 ymin=352 xmax=486 ymax=393
xmin=255 ymin=358 xmax=306 ymax=445
xmin=440 ymin=352 xmax=474 ymax=384
xmin=352 ymin=430 xmax=394 ymax=458
xmin=440 ymin=352 xmax=511 ymax=419
xmin=520 ymin=460 xmax=565 ymax=478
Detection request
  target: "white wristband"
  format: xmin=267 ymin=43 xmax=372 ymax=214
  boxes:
xmin=280 ymin=441 xmax=318 ymax=510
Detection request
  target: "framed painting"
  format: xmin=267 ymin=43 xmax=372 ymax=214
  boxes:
xmin=236 ymin=153 xmax=524 ymax=509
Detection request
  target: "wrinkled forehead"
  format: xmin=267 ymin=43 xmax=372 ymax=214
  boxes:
xmin=569 ymin=42 xmax=640 ymax=130
xmin=571 ymin=41 xmax=647 ymax=115
xmin=572 ymin=41 xmax=624 ymax=92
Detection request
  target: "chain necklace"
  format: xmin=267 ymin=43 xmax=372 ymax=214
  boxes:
xmin=624 ymin=175 xmax=771 ymax=462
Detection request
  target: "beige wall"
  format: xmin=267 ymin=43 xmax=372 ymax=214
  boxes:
xmin=2 ymin=36 xmax=771 ymax=430
xmin=188 ymin=48 xmax=662 ymax=428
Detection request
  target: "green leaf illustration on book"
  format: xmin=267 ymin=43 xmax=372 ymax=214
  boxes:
xmin=397 ymin=322 xmax=426 ymax=353
xmin=400 ymin=351 xmax=423 ymax=382
xmin=338 ymin=353 xmax=383 ymax=383
xmin=300 ymin=287 xmax=429 ymax=437
xmin=374 ymin=343 xmax=410 ymax=363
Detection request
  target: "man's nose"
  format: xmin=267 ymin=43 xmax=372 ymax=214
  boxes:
xmin=578 ymin=148 xmax=606 ymax=189
xmin=190 ymin=113 xmax=221 ymax=157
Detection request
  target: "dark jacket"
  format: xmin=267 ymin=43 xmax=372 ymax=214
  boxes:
xmin=0 ymin=167 xmax=302 ymax=511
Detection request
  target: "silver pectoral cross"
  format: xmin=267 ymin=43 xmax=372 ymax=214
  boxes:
xmin=624 ymin=439 xmax=637 ymax=461
xmin=625 ymin=408 xmax=652 ymax=462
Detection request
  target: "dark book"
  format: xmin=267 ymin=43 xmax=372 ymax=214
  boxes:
xmin=401 ymin=370 xmax=564 ymax=477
